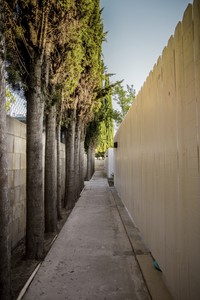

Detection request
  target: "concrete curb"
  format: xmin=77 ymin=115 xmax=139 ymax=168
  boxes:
xmin=109 ymin=186 xmax=173 ymax=300
xmin=16 ymin=184 xmax=88 ymax=300
xmin=16 ymin=233 xmax=59 ymax=300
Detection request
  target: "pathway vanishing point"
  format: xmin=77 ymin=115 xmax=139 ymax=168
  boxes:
xmin=22 ymin=162 xmax=171 ymax=300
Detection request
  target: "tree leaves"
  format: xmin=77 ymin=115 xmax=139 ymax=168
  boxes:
xmin=112 ymin=82 xmax=135 ymax=126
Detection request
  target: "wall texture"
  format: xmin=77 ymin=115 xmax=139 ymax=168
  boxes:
xmin=114 ymin=2 xmax=200 ymax=299
xmin=7 ymin=116 xmax=66 ymax=249
xmin=7 ymin=116 xmax=26 ymax=248
xmin=105 ymin=148 xmax=114 ymax=178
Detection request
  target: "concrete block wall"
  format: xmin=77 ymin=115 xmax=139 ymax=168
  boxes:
xmin=7 ymin=116 xmax=67 ymax=249
xmin=7 ymin=116 xmax=26 ymax=248
xmin=114 ymin=2 xmax=200 ymax=299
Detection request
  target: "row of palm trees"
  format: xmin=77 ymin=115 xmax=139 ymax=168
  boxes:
xmin=0 ymin=1 xmax=110 ymax=299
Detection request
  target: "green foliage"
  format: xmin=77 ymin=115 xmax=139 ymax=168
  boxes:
xmin=112 ymin=82 xmax=135 ymax=126
xmin=5 ymin=0 xmax=107 ymax=141
xmin=84 ymin=119 xmax=100 ymax=151
xmin=6 ymin=86 xmax=15 ymax=111
xmin=76 ymin=0 xmax=104 ymax=120
xmin=4 ymin=1 xmax=47 ymax=86
xmin=49 ymin=1 xmax=82 ymax=88
xmin=95 ymin=121 xmax=113 ymax=154
xmin=95 ymin=77 xmax=114 ymax=154
xmin=84 ymin=86 xmax=113 ymax=154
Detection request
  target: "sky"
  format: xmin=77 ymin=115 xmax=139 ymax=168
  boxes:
xmin=100 ymin=0 xmax=192 ymax=95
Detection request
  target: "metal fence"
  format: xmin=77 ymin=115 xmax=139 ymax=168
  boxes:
xmin=7 ymin=92 xmax=27 ymax=122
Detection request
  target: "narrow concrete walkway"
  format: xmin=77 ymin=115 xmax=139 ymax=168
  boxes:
xmin=23 ymin=166 xmax=151 ymax=300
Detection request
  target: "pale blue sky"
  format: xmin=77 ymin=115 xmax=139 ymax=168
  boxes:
xmin=101 ymin=0 xmax=192 ymax=94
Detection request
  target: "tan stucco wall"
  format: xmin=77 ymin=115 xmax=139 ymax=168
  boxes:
xmin=114 ymin=2 xmax=200 ymax=299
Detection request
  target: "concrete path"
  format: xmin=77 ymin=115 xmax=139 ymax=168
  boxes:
xmin=23 ymin=166 xmax=151 ymax=300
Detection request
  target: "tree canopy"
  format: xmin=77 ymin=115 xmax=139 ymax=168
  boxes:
xmin=95 ymin=77 xmax=114 ymax=155
xmin=112 ymin=82 xmax=135 ymax=127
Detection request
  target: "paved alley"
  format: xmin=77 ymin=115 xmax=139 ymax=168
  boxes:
xmin=22 ymin=164 xmax=151 ymax=300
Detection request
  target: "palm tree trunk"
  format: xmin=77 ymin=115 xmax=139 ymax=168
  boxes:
xmin=45 ymin=104 xmax=57 ymax=232
xmin=26 ymin=56 xmax=44 ymax=259
xmin=0 ymin=8 xmax=11 ymax=297
xmin=64 ymin=111 xmax=76 ymax=209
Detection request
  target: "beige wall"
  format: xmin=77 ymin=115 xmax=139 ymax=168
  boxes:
xmin=7 ymin=116 xmax=66 ymax=249
xmin=7 ymin=116 xmax=26 ymax=248
xmin=114 ymin=2 xmax=200 ymax=299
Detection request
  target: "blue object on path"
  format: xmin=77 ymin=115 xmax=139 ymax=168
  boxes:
xmin=153 ymin=260 xmax=162 ymax=272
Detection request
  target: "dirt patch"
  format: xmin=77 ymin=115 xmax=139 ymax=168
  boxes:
xmin=11 ymin=208 xmax=71 ymax=300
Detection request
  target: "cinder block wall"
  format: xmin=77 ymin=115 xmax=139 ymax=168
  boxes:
xmin=7 ymin=116 xmax=67 ymax=249
xmin=7 ymin=116 xmax=26 ymax=248
xmin=114 ymin=2 xmax=200 ymax=299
